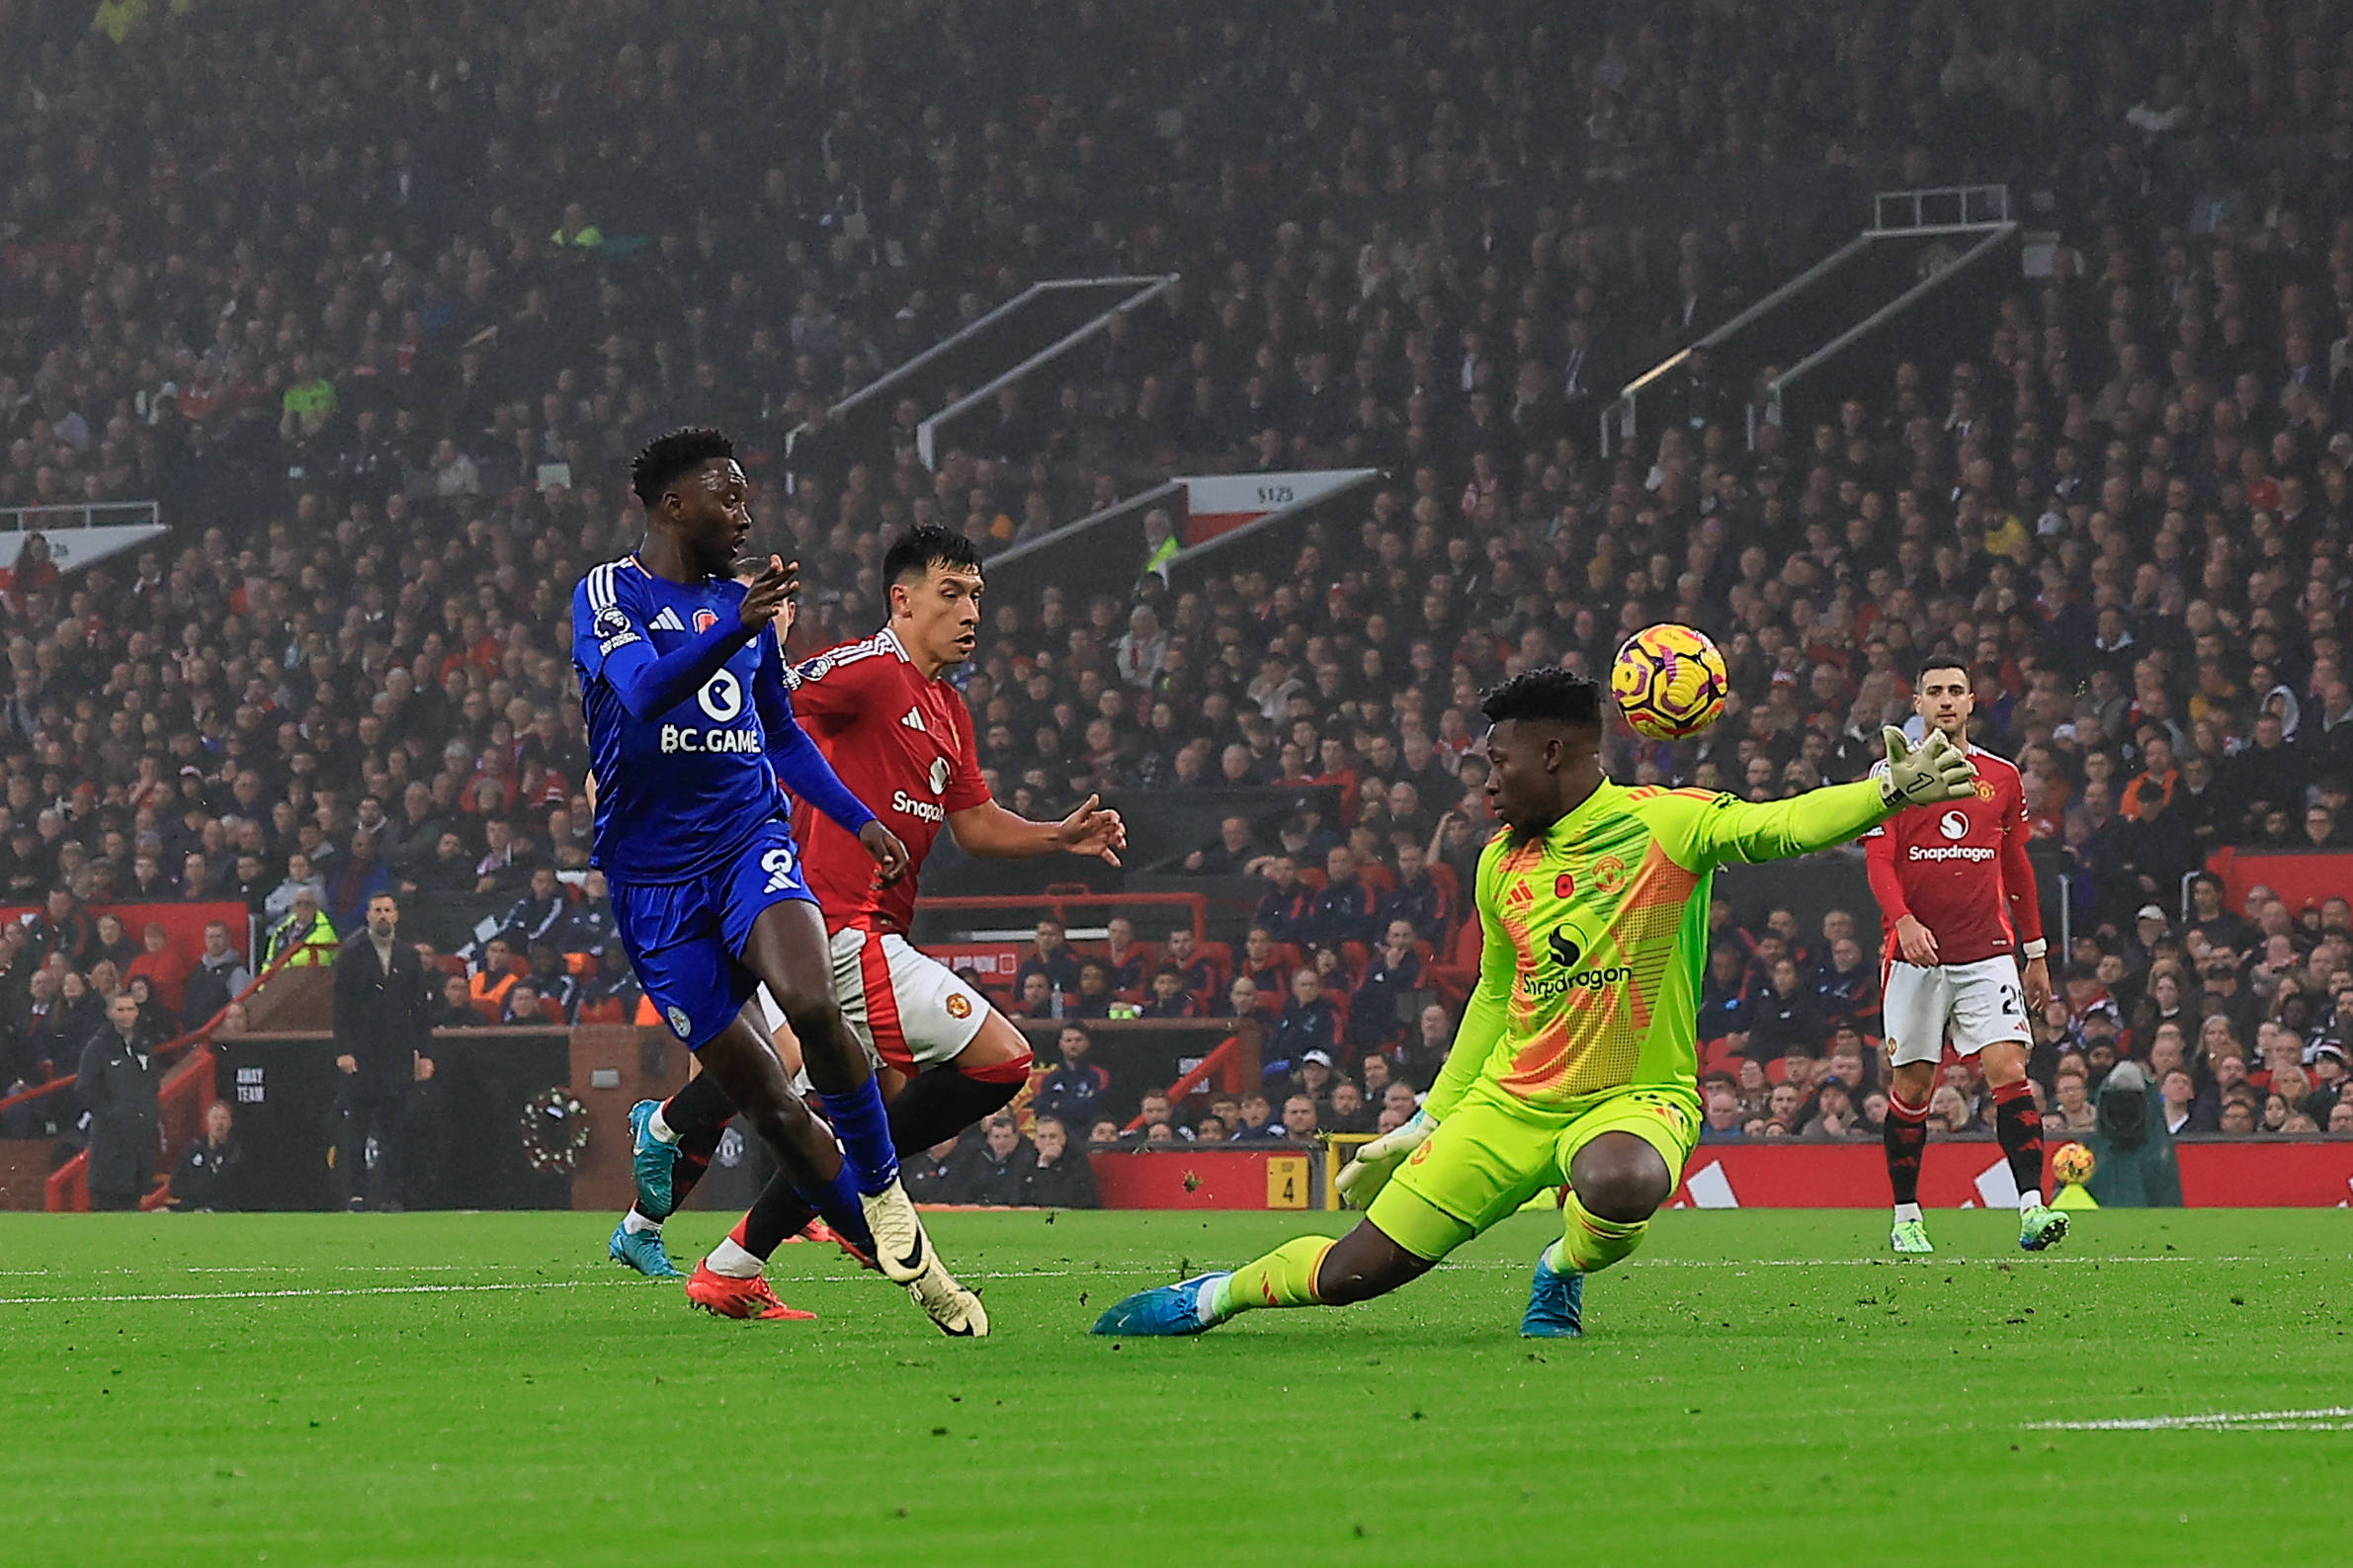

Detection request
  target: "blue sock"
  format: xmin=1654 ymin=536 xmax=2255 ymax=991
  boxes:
xmin=817 ymin=1077 xmax=900 ymax=1195
xmin=810 ymin=1163 xmax=878 ymax=1255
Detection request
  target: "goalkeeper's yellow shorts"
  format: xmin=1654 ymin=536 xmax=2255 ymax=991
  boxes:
xmin=1368 ymin=1079 xmax=1700 ymax=1262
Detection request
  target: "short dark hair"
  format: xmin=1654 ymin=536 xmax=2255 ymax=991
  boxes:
xmin=1478 ymin=668 xmax=1602 ymax=730
xmin=630 ymin=427 xmax=734 ymax=509
xmin=1916 ymin=652 xmax=1970 ymax=685
xmin=882 ymin=524 xmax=982 ymax=586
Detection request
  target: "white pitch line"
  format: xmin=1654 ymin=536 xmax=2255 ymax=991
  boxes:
xmin=0 ymin=1249 xmax=2274 ymax=1297
xmin=1624 ymin=1254 xmax=2269 ymax=1269
xmin=0 ymin=1279 xmax=634 ymax=1307
xmin=2025 ymin=1407 xmax=2353 ymax=1432
xmin=0 ymin=1256 xmax=2242 ymax=1280
xmin=0 ymin=1264 xmax=594 ymax=1277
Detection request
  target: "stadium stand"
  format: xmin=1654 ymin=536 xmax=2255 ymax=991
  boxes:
xmin=5 ymin=0 xmax=2353 ymax=1196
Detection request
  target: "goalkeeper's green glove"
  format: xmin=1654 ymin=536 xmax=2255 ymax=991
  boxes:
xmin=1874 ymin=726 xmax=1978 ymax=809
xmin=1334 ymin=1109 xmax=1436 ymax=1209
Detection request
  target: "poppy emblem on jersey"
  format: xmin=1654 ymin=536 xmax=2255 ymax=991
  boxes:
xmin=1555 ymin=872 xmax=1575 ymax=899
xmin=1939 ymin=809 xmax=1969 ymax=841
xmin=665 ymin=1006 xmax=692 ymax=1039
xmin=929 ymin=756 xmax=951 ymax=795
xmin=1592 ymin=856 xmax=1627 ymax=895
xmin=944 ymin=993 xmax=972 ymax=1020
xmin=693 ymin=609 xmax=717 ymax=633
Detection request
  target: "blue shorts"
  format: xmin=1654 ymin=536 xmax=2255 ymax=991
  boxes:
xmin=608 ymin=819 xmax=818 ymax=1048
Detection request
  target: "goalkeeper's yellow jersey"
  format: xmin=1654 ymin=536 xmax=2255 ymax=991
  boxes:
xmin=1425 ymin=779 xmax=1893 ymax=1120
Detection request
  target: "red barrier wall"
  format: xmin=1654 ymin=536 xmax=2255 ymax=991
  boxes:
xmin=2206 ymin=847 xmax=2353 ymax=915
xmin=1669 ymin=1141 xmax=2353 ymax=1208
xmin=1089 ymin=1147 xmax=1312 ymax=1209
xmin=2 ymin=899 xmax=250 ymax=965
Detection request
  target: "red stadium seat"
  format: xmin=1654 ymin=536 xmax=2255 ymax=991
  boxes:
xmin=1699 ymin=1037 xmax=1745 ymax=1079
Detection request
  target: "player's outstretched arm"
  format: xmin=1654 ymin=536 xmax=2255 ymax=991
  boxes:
xmin=947 ymin=794 xmax=1127 ymax=865
xmin=1659 ymin=729 xmax=1978 ymax=870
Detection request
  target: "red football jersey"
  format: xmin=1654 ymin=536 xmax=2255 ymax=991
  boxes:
xmin=783 ymin=627 xmax=990 ymax=934
xmin=1863 ymin=745 xmax=2043 ymax=967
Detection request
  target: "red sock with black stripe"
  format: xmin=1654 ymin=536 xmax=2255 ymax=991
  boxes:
xmin=1884 ymin=1090 xmax=1928 ymax=1209
xmin=1991 ymin=1079 xmax=2044 ymax=1207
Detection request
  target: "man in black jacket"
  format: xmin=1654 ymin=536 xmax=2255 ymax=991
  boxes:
xmin=181 ymin=920 xmax=253 ymax=1030
xmin=78 ymin=990 xmax=161 ymax=1209
xmin=331 ymin=893 xmax=437 ymax=1211
xmin=953 ymin=1114 xmax=1032 ymax=1204
xmin=1020 ymin=1115 xmax=1098 ymax=1208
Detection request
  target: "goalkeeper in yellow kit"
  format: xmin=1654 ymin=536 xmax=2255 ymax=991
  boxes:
xmin=1092 ymin=668 xmax=1980 ymax=1339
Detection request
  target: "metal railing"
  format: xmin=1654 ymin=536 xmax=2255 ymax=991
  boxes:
xmin=782 ymin=276 xmax=1178 ymax=476
xmin=1600 ymin=234 xmax=1872 ymax=458
xmin=985 ymin=479 xmax=1185 ymax=575
xmin=1601 ymin=185 xmax=2014 ymax=459
xmin=1871 ymin=184 xmax=2011 ymax=232
xmin=1751 ymin=220 xmax=2017 ymax=443
xmin=916 ymin=273 xmax=1180 ymax=468
xmin=0 ymin=499 xmax=160 ymax=533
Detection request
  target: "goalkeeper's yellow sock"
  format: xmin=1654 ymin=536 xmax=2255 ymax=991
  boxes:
xmin=1208 ymin=1235 xmax=1333 ymax=1320
xmin=1548 ymin=1191 xmax=1646 ymax=1275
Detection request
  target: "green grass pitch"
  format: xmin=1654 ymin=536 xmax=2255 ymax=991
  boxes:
xmin=2 ymin=1207 xmax=2346 ymax=1566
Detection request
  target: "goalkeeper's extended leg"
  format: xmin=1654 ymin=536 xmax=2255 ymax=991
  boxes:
xmin=1523 ymin=1131 xmax=1672 ymax=1338
xmin=1089 ymin=1220 xmax=1434 ymax=1337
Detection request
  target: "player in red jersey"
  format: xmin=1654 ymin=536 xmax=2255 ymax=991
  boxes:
xmin=628 ymin=526 xmax=1127 ymax=1318
xmin=1864 ymin=655 xmax=2061 ymax=1256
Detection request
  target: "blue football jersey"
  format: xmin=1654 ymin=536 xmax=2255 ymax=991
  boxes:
xmin=572 ymin=555 xmax=792 ymax=881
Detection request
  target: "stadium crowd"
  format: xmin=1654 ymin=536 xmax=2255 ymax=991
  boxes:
xmin=4 ymin=0 xmax=2353 ymax=1179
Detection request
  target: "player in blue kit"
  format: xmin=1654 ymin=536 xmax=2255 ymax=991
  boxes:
xmin=574 ymin=426 xmax=985 ymax=1334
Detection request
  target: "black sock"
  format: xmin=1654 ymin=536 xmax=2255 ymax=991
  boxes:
xmin=887 ymin=1066 xmax=1023 ymax=1154
xmin=1992 ymin=1081 xmax=2043 ymax=1199
xmin=663 ymin=1072 xmax=736 ymax=1140
xmin=1884 ymin=1093 xmax=1928 ymax=1207
xmin=668 ymin=1145 xmax=715 ymax=1211
xmin=740 ymin=1173 xmax=821 ymax=1261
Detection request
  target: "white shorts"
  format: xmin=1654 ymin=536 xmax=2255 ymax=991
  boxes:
xmin=761 ymin=928 xmax=993 ymax=1095
xmin=1882 ymin=955 xmax=2030 ymax=1067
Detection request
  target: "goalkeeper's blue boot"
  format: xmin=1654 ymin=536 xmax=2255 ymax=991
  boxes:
xmin=608 ymin=1220 xmax=684 ymax=1279
xmin=1091 ymin=1273 xmax=1230 ymax=1337
xmin=628 ymin=1099 xmax=679 ymax=1221
xmin=1519 ymin=1245 xmax=1584 ymax=1338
